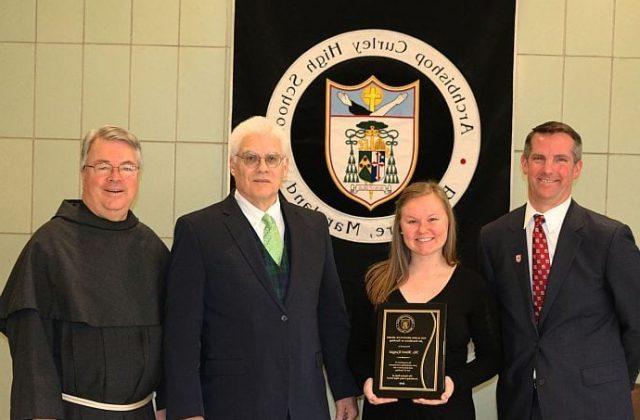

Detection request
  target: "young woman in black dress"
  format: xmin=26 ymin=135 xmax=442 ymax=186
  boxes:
xmin=348 ymin=181 xmax=502 ymax=419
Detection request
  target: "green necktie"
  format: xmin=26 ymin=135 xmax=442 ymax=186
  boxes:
xmin=262 ymin=213 xmax=283 ymax=265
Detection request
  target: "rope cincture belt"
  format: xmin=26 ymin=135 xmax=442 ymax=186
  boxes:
xmin=61 ymin=393 xmax=153 ymax=411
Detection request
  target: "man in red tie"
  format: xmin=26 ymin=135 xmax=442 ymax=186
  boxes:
xmin=479 ymin=121 xmax=640 ymax=420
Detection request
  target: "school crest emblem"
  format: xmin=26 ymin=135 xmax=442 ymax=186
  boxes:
xmin=325 ymin=76 xmax=419 ymax=210
xmin=266 ymin=29 xmax=482 ymax=242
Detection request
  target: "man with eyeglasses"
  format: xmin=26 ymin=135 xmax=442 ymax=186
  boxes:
xmin=164 ymin=116 xmax=359 ymax=420
xmin=0 ymin=126 xmax=169 ymax=419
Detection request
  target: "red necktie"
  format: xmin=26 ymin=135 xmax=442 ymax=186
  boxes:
xmin=532 ymin=214 xmax=550 ymax=322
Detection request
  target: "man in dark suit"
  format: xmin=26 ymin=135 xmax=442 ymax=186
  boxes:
xmin=164 ymin=116 xmax=359 ymax=420
xmin=479 ymin=121 xmax=640 ymax=420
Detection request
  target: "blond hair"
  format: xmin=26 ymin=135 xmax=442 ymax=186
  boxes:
xmin=365 ymin=181 xmax=459 ymax=306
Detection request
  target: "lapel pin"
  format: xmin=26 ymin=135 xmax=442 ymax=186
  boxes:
xmin=515 ymin=254 xmax=522 ymax=263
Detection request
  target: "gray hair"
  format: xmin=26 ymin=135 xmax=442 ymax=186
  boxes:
xmin=523 ymin=121 xmax=582 ymax=162
xmin=80 ymin=125 xmax=142 ymax=169
xmin=229 ymin=116 xmax=286 ymax=156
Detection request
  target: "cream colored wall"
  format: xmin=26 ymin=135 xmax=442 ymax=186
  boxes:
xmin=0 ymin=0 xmax=639 ymax=418
xmin=512 ymin=0 xmax=640 ymax=228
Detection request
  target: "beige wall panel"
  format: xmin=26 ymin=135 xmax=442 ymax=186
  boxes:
xmin=0 ymin=139 xmax=33 ymax=233
xmin=161 ymin=237 xmax=173 ymax=250
xmin=510 ymin=150 xmax=528 ymax=210
xmin=180 ymin=0 xmax=228 ymax=46
xmin=473 ymin=379 xmax=498 ymax=420
xmin=562 ymin=57 xmax=611 ymax=153
xmin=607 ymin=155 xmax=640 ymax=238
xmin=35 ymin=44 xmax=83 ymax=139
xmin=82 ymin=44 xmax=130 ymax=132
xmin=32 ymin=140 xmax=80 ymax=230
xmin=132 ymin=0 xmax=179 ymax=45
xmin=516 ymin=0 xmax=565 ymax=55
xmin=609 ymin=58 xmax=640 ymax=154
xmin=613 ymin=0 xmax=640 ymax=57
xmin=565 ymin=0 xmax=613 ymax=56
xmin=513 ymin=55 xmax=564 ymax=144
xmin=0 ymin=43 xmax=35 ymax=137
xmin=177 ymin=48 xmax=225 ymax=142
xmin=175 ymin=143 xmax=223 ymax=220
xmin=85 ymin=0 xmax=132 ymax=44
xmin=0 ymin=0 xmax=35 ymax=42
xmin=130 ymin=46 xmax=178 ymax=141
xmin=133 ymin=142 xmax=175 ymax=237
xmin=36 ymin=0 xmax=84 ymax=43
xmin=572 ymin=154 xmax=607 ymax=214
xmin=221 ymin=144 xmax=229 ymax=194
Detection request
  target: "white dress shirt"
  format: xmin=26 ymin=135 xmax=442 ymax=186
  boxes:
xmin=524 ymin=197 xmax=572 ymax=379
xmin=234 ymin=190 xmax=286 ymax=244
xmin=523 ymin=196 xmax=572 ymax=287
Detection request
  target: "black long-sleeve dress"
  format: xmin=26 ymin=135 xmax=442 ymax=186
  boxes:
xmin=348 ymin=265 xmax=502 ymax=420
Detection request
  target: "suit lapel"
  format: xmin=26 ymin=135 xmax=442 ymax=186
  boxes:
xmin=508 ymin=206 xmax=537 ymax=330
xmin=280 ymin=198 xmax=308 ymax=307
xmin=538 ymin=201 xmax=583 ymax=327
xmin=220 ymin=194 xmax=286 ymax=312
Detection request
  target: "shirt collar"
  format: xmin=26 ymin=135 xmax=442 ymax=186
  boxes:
xmin=523 ymin=196 xmax=572 ymax=234
xmin=234 ymin=190 xmax=282 ymax=226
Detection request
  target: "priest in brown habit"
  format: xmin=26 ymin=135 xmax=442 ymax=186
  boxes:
xmin=0 ymin=126 xmax=169 ymax=419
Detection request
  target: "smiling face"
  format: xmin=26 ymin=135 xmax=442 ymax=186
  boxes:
xmin=81 ymin=137 xmax=140 ymax=221
xmin=230 ymin=132 xmax=288 ymax=211
xmin=521 ymin=132 xmax=582 ymax=212
xmin=399 ymin=193 xmax=449 ymax=259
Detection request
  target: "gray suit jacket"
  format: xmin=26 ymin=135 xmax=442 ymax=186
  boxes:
xmin=479 ymin=200 xmax=640 ymax=420
xmin=164 ymin=193 xmax=357 ymax=420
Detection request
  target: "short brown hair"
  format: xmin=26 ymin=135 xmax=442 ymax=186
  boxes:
xmin=523 ymin=121 xmax=582 ymax=162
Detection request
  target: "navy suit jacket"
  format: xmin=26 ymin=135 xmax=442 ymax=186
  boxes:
xmin=164 ymin=193 xmax=357 ymax=420
xmin=479 ymin=201 xmax=640 ymax=420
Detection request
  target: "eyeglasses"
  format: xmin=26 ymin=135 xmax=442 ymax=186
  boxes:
xmin=83 ymin=162 xmax=139 ymax=178
xmin=235 ymin=152 xmax=286 ymax=168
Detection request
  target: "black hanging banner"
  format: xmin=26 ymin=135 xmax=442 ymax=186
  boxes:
xmin=232 ymin=1 xmax=515 ymax=311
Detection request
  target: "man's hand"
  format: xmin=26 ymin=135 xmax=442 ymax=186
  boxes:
xmin=363 ymin=377 xmax=398 ymax=406
xmin=334 ymin=396 xmax=358 ymax=420
xmin=154 ymin=409 xmax=166 ymax=420
xmin=412 ymin=376 xmax=454 ymax=405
